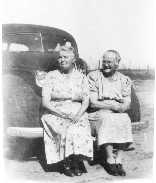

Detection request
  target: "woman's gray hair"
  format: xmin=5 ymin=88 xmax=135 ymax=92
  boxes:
xmin=59 ymin=42 xmax=76 ymax=56
xmin=103 ymin=50 xmax=121 ymax=63
xmin=98 ymin=49 xmax=121 ymax=69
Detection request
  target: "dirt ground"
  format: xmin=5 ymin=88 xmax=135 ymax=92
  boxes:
xmin=4 ymin=80 xmax=154 ymax=183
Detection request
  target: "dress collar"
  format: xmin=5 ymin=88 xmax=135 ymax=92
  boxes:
xmin=100 ymin=70 xmax=118 ymax=81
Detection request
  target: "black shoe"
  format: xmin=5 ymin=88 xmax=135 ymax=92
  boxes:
xmin=71 ymin=161 xmax=83 ymax=176
xmin=73 ymin=167 xmax=82 ymax=176
xmin=79 ymin=161 xmax=87 ymax=173
xmin=104 ymin=162 xmax=119 ymax=176
xmin=116 ymin=164 xmax=126 ymax=176
xmin=63 ymin=166 xmax=75 ymax=177
xmin=70 ymin=155 xmax=83 ymax=176
xmin=62 ymin=161 xmax=75 ymax=177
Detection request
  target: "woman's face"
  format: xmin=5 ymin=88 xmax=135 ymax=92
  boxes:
xmin=102 ymin=52 xmax=119 ymax=76
xmin=58 ymin=50 xmax=75 ymax=71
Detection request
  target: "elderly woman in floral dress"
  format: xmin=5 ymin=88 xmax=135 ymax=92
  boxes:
xmin=36 ymin=43 xmax=93 ymax=177
xmin=88 ymin=50 xmax=133 ymax=176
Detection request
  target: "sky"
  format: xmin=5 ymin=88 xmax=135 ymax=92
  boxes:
xmin=2 ymin=0 xmax=155 ymax=69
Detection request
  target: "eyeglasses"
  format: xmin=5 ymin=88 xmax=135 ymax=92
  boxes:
xmin=102 ymin=60 xmax=114 ymax=65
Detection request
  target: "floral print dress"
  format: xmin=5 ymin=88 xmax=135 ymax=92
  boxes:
xmin=40 ymin=70 xmax=93 ymax=164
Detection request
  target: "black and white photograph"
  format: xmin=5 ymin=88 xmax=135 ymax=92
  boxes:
xmin=2 ymin=0 xmax=155 ymax=182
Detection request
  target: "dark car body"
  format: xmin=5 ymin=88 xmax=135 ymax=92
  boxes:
xmin=3 ymin=24 xmax=80 ymax=128
xmin=2 ymin=24 xmax=83 ymax=159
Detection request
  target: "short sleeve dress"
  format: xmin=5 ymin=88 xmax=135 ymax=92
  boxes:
xmin=87 ymin=70 xmax=133 ymax=147
xmin=40 ymin=69 xmax=93 ymax=164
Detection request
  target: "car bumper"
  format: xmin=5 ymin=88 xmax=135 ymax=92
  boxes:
xmin=6 ymin=121 xmax=149 ymax=138
xmin=6 ymin=127 xmax=43 ymax=138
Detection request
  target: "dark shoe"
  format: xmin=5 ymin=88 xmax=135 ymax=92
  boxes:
xmin=73 ymin=167 xmax=82 ymax=176
xmin=71 ymin=161 xmax=83 ymax=176
xmin=79 ymin=161 xmax=87 ymax=173
xmin=70 ymin=155 xmax=83 ymax=176
xmin=62 ymin=160 xmax=75 ymax=177
xmin=63 ymin=166 xmax=75 ymax=177
xmin=116 ymin=164 xmax=126 ymax=176
xmin=104 ymin=163 xmax=119 ymax=176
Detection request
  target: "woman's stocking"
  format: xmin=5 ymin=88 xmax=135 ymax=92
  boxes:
xmin=115 ymin=150 xmax=123 ymax=164
xmin=105 ymin=145 xmax=115 ymax=164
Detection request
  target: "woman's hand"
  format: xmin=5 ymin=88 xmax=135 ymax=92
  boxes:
xmin=35 ymin=70 xmax=47 ymax=87
xmin=110 ymin=96 xmax=131 ymax=113
xmin=49 ymin=109 xmax=71 ymax=120
xmin=110 ymin=101 xmax=124 ymax=113
xmin=58 ymin=112 xmax=78 ymax=123
xmin=71 ymin=114 xmax=81 ymax=124
xmin=71 ymin=93 xmax=82 ymax=102
xmin=65 ymin=113 xmax=81 ymax=124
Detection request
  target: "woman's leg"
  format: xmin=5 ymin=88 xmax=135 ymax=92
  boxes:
xmin=41 ymin=114 xmax=71 ymax=164
xmin=115 ymin=150 xmax=126 ymax=176
xmin=64 ymin=118 xmax=92 ymax=175
xmin=78 ymin=160 xmax=87 ymax=173
xmin=100 ymin=144 xmax=118 ymax=176
xmin=105 ymin=145 xmax=115 ymax=164
xmin=115 ymin=149 xmax=122 ymax=164
xmin=65 ymin=119 xmax=93 ymax=160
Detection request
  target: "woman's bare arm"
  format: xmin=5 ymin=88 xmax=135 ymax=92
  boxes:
xmin=90 ymin=92 xmax=131 ymax=113
xmin=42 ymin=86 xmax=70 ymax=119
xmin=112 ymin=96 xmax=131 ymax=113
xmin=50 ymin=93 xmax=72 ymax=101
xmin=90 ymin=92 xmax=116 ymax=110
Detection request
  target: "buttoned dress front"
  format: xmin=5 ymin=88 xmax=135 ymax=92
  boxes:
xmin=41 ymin=70 xmax=93 ymax=164
xmin=87 ymin=70 xmax=133 ymax=147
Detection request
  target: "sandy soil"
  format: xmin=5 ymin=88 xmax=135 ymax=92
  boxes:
xmin=4 ymin=80 xmax=154 ymax=182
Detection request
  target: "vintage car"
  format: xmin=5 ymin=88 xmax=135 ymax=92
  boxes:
xmin=3 ymin=24 xmax=141 ymax=160
xmin=2 ymin=24 xmax=88 ymax=159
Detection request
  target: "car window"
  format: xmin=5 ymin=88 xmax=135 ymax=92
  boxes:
xmin=42 ymin=33 xmax=75 ymax=52
xmin=3 ymin=33 xmax=43 ymax=52
xmin=9 ymin=43 xmax=29 ymax=52
xmin=2 ymin=42 xmax=8 ymax=51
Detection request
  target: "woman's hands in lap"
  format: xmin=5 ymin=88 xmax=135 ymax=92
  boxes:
xmin=63 ymin=113 xmax=82 ymax=124
xmin=55 ymin=111 xmax=81 ymax=124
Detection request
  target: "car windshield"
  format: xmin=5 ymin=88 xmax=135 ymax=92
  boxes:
xmin=3 ymin=33 xmax=43 ymax=52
